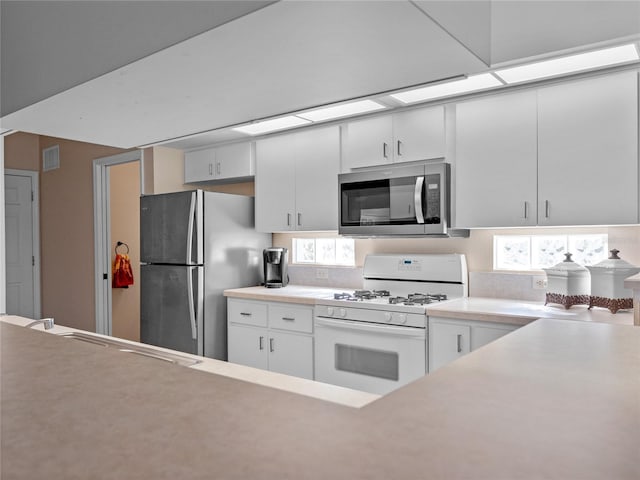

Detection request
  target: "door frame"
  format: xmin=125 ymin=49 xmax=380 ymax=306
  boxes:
xmin=4 ymin=168 xmax=41 ymax=319
xmin=93 ymin=149 xmax=143 ymax=335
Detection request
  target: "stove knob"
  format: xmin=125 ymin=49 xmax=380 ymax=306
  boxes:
xmin=384 ymin=312 xmax=392 ymax=323
xmin=327 ymin=307 xmax=334 ymax=316
xmin=338 ymin=308 xmax=347 ymax=318
xmin=396 ymin=314 xmax=407 ymax=325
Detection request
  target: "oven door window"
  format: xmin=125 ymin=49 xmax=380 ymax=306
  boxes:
xmin=341 ymin=176 xmax=422 ymax=226
xmin=335 ymin=344 xmax=399 ymax=381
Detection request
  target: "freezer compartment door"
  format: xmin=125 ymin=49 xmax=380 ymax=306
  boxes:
xmin=140 ymin=190 xmax=203 ymax=265
xmin=141 ymin=264 xmax=203 ymax=355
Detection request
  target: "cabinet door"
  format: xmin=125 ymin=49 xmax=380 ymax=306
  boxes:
xmin=227 ymin=323 xmax=268 ymax=370
xmin=255 ymin=135 xmax=296 ymax=232
xmin=184 ymin=148 xmax=215 ymax=183
xmin=343 ymin=115 xmax=393 ymax=170
xmin=267 ymin=330 xmax=314 ymax=380
xmin=538 ymin=71 xmax=638 ymax=226
xmin=429 ymin=321 xmax=470 ymax=372
xmin=215 ymin=142 xmax=255 ymax=180
xmin=455 ymin=91 xmax=538 ymax=228
xmin=294 ymin=126 xmax=340 ymax=231
xmin=393 ymin=106 xmax=445 ymax=163
xmin=471 ymin=324 xmax=518 ymax=351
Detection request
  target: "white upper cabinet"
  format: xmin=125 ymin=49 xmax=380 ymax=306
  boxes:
xmin=184 ymin=142 xmax=255 ymax=184
xmin=255 ymin=125 xmax=340 ymax=232
xmin=342 ymin=106 xmax=445 ymax=171
xmin=537 ymin=71 xmax=638 ymax=226
xmin=455 ymin=90 xmax=538 ymax=228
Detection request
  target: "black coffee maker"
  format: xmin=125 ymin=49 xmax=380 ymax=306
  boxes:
xmin=263 ymin=247 xmax=289 ymax=288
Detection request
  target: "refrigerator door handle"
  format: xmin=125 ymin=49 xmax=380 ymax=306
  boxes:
xmin=186 ymin=192 xmax=196 ymax=264
xmin=186 ymin=267 xmax=198 ymax=341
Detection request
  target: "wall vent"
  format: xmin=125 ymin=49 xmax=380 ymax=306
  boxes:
xmin=42 ymin=145 xmax=60 ymax=171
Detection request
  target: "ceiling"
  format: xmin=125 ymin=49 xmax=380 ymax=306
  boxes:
xmin=1 ymin=1 xmax=639 ymax=150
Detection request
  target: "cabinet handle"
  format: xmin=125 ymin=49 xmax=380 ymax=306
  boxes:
xmin=297 ymin=213 xmax=302 ymax=227
xmin=216 ymin=161 xmax=221 ymax=175
xmin=269 ymin=338 xmax=275 ymax=353
xmin=240 ymin=312 xmax=252 ymax=317
xmin=397 ymin=140 xmax=402 ymax=156
xmin=545 ymin=200 xmax=550 ymax=219
xmin=383 ymin=142 xmax=388 ymax=159
xmin=287 ymin=213 xmax=292 ymax=226
xmin=457 ymin=334 xmax=462 ymax=353
xmin=259 ymin=336 xmax=264 ymax=350
xmin=523 ymin=201 xmax=528 ymax=219
xmin=282 ymin=317 xmax=295 ymax=321
xmin=209 ymin=163 xmax=213 ymax=176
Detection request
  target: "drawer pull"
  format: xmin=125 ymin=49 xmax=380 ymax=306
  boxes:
xmin=457 ymin=334 xmax=463 ymax=353
xmin=240 ymin=312 xmax=252 ymax=317
xmin=282 ymin=317 xmax=295 ymax=321
xmin=259 ymin=336 xmax=264 ymax=350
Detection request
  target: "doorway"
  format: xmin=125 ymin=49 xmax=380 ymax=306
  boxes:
xmin=4 ymin=169 xmax=41 ymax=319
xmin=93 ymin=150 xmax=142 ymax=337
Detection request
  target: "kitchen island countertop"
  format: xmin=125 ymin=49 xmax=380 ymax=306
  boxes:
xmin=2 ymin=317 xmax=638 ymax=479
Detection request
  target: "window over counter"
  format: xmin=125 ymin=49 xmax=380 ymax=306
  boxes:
xmin=494 ymin=234 xmax=608 ymax=271
xmin=293 ymin=238 xmax=355 ymax=266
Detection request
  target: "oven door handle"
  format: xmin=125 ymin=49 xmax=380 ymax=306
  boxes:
xmin=314 ymin=317 xmax=425 ymax=338
xmin=414 ymin=176 xmax=425 ymax=224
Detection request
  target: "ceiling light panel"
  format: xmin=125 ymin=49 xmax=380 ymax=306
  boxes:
xmin=297 ymin=99 xmax=386 ymax=122
xmin=390 ymin=73 xmax=502 ymax=104
xmin=494 ymin=44 xmax=640 ymax=84
xmin=233 ymin=116 xmax=311 ymax=135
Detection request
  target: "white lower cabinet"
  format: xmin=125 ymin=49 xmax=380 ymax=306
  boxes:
xmin=227 ymin=298 xmax=314 ymax=380
xmin=428 ymin=316 xmax=518 ymax=372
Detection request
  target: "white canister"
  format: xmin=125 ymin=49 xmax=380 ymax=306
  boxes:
xmin=543 ymin=253 xmax=590 ymax=309
xmin=586 ymin=249 xmax=640 ymax=313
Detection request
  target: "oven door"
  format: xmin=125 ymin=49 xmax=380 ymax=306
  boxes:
xmin=314 ymin=317 xmax=426 ymax=395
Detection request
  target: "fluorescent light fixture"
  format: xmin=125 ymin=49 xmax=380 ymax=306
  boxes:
xmin=390 ymin=73 xmax=502 ymax=104
xmin=233 ymin=116 xmax=311 ymax=135
xmin=494 ymin=44 xmax=640 ymax=84
xmin=297 ymin=100 xmax=386 ymax=122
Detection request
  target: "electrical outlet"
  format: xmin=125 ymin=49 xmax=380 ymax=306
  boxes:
xmin=532 ymin=276 xmax=548 ymax=290
xmin=316 ymin=268 xmax=329 ymax=280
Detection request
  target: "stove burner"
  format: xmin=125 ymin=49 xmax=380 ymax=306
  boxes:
xmin=353 ymin=289 xmax=390 ymax=300
xmin=388 ymin=293 xmax=448 ymax=305
xmin=333 ymin=293 xmax=353 ymax=300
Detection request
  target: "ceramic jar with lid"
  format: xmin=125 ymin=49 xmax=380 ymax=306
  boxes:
xmin=586 ymin=249 xmax=640 ymax=313
xmin=543 ymin=253 xmax=591 ymax=309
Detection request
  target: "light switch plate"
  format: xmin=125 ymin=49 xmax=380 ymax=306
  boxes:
xmin=532 ymin=276 xmax=548 ymax=290
xmin=316 ymin=268 xmax=329 ymax=280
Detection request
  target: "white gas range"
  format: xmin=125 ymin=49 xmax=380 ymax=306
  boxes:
xmin=314 ymin=254 xmax=468 ymax=395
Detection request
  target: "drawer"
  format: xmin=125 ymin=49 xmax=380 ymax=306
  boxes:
xmin=268 ymin=304 xmax=313 ymax=334
xmin=227 ymin=299 xmax=268 ymax=328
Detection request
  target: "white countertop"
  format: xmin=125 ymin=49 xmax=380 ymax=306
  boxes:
xmin=224 ymin=285 xmax=635 ymax=326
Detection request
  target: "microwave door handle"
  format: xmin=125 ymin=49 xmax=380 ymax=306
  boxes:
xmin=414 ymin=176 xmax=425 ymax=224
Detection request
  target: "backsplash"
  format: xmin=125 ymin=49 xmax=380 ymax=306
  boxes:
xmin=468 ymin=272 xmax=546 ymax=302
xmin=288 ymin=265 xmax=547 ymax=302
xmin=288 ymin=265 xmax=363 ymax=289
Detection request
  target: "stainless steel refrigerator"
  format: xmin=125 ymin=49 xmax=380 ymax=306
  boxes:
xmin=140 ymin=190 xmax=270 ymax=360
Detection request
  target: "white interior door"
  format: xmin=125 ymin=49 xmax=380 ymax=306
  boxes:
xmin=4 ymin=173 xmax=37 ymax=318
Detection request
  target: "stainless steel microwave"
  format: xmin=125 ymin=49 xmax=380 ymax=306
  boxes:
xmin=338 ymin=162 xmax=457 ymax=236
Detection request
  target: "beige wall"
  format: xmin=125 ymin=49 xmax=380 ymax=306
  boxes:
xmin=274 ymin=225 xmax=640 ymax=272
xmin=110 ymin=161 xmax=140 ymax=342
xmin=4 ymin=132 xmax=40 ymax=171
xmin=38 ymin=136 xmax=127 ymax=330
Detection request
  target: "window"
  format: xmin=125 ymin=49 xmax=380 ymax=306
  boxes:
xmin=494 ymin=234 xmax=608 ymax=270
xmin=293 ymin=238 xmax=355 ymax=266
